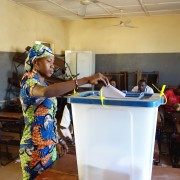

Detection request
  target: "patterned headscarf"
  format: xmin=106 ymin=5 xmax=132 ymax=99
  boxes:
xmin=25 ymin=44 xmax=54 ymax=72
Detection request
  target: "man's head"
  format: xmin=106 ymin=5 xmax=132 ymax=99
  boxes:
xmin=138 ymin=79 xmax=147 ymax=92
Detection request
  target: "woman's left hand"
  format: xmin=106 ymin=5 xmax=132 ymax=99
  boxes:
xmin=56 ymin=140 xmax=68 ymax=157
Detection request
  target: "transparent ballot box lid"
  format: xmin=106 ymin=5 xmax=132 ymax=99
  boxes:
xmin=68 ymin=91 xmax=164 ymax=107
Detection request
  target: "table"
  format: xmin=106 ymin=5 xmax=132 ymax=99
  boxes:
xmin=0 ymin=112 xmax=23 ymax=165
xmin=0 ymin=112 xmax=23 ymax=120
xmin=0 ymin=112 xmax=24 ymax=139
xmin=36 ymin=154 xmax=180 ymax=180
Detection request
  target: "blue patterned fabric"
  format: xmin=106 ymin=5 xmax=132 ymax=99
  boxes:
xmin=19 ymin=72 xmax=58 ymax=180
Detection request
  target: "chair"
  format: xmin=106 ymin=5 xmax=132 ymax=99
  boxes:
xmin=153 ymin=140 xmax=160 ymax=165
xmin=0 ymin=132 xmax=14 ymax=166
xmin=170 ymin=113 xmax=180 ymax=167
xmin=0 ymin=112 xmax=24 ymax=140
xmin=158 ymin=106 xmax=174 ymax=155
xmin=170 ymin=133 xmax=180 ymax=167
xmin=0 ymin=112 xmax=23 ymax=165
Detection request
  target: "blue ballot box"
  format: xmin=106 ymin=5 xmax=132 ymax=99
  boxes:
xmin=68 ymin=91 xmax=164 ymax=180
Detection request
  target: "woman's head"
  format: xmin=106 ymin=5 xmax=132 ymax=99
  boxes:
xmin=25 ymin=44 xmax=54 ymax=78
xmin=109 ymin=79 xmax=117 ymax=88
xmin=33 ymin=56 xmax=55 ymax=78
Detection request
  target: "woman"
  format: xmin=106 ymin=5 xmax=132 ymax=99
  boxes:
xmin=109 ymin=78 xmax=117 ymax=88
xmin=164 ymin=85 xmax=180 ymax=111
xmin=19 ymin=44 xmax=108 ymax=179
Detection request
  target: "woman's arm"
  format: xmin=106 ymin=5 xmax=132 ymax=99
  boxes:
xmin=32 ymin=73 xmax=108 ymax=97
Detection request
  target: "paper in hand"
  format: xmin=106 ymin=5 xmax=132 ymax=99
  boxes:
xmin=101 ymin=84 xmax=126 ymax=98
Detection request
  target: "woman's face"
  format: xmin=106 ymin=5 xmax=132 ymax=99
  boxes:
xmin=34 ymin=56 xmax=55 ymax=78
xmin=110 ymin=80 xmax=116 ymax=87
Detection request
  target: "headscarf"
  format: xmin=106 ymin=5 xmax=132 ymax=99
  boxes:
xmin=25 ymin=44 xmax=54 ymax=72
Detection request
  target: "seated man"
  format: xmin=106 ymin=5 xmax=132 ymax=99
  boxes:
xmin=164 ymin=85 xmax=180 ymax=112
xmin=132 ymin=79 xmax=154 ymax=93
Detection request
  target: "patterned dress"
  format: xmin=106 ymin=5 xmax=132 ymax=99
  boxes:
xmin=19 ymin=72 xmax=58 ymax=180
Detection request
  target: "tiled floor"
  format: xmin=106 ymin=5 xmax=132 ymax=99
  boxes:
xmin=0 ymin=136 xmax=76 ymax=180
xmin=158 ymin=140 xmax=172 ymax=167
xmin=0 ymin=131 xmax=178 ymax=180
xmin=159 ymin=154 xmax=172 ymax=167
xmin=0 ymin=145 xmax=22 ymax=180
xmin=0 ymin=131 xmax=22 ymax=180
xmin=0 ymin=143 xmax=174 ymax=180
xmin=0 ymin=158 xmax=22 ymax=180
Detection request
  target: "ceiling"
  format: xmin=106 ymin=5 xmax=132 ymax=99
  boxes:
xmin=11 ymin=0 xmax=180 ymax=20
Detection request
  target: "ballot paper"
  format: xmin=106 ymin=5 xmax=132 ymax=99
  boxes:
xmin=101 ymin=84 xmax=126 ymax=98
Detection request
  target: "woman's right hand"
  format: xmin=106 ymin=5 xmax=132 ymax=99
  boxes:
xmin=87 ymin=73 xmax=109 ymax=86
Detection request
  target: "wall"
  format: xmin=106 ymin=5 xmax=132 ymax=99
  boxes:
xmin=65 ymin=15 xmax=180 ymax=87
xmin=0 ymin=52 xmax=15 ymax=107
xmin=0 ymin=0 xmax=67 ymax=104
xmin=0 ymin=0 xmax=67 ymax=54
xmin=96 ymin=53 xmax=180 ymax=87
xmin=0 ymin=0 xmax=180 ymax=104
xmin=66 ymin=15 xmax=180 ymax=53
